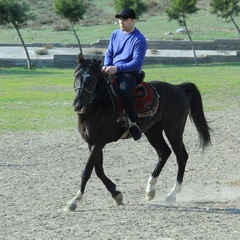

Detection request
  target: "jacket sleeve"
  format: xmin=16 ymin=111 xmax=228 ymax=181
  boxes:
xmin=104 ymin=35 xmax=114 ymax=66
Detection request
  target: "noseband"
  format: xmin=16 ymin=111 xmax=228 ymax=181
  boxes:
xmin=74 ymin=69 xmax=99 ymax=104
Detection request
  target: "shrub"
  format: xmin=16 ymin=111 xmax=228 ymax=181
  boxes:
xmin=53 ymin=22 xmax=70 ymax=31
xmin=35 ymin=48 xmax=48 ymax=55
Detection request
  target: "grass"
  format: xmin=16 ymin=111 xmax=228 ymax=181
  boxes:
xmin=0 ymin=0 xmax=240 ymax=44
xmin=145 ymin=63 xmax=240 ymax=111
xmin=0 ymin=68 xmax=75 ymax=133
xmin=0 ymin=63 xmax=239 ymax=134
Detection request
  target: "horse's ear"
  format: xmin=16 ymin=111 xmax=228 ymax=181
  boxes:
xmin=78 ymin=53 xmax=84 ymax=64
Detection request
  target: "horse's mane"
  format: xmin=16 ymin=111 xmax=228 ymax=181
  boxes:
xmin=75 ymin=58 xmax=103 ymax=76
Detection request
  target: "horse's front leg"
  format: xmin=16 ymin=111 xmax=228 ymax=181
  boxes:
xmin=63 ymin=168 xmax=90 ymax=212
xmin=64 ymin=144 xmax=103 ymax=212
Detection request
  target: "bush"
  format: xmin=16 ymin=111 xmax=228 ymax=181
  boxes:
xmin=88 ymin=49 xmax=104 ymax=55
xmin=53 ymin=22 xmax=70 ymax=31
xmin=35 ymin=48 xmax=49 ymax=55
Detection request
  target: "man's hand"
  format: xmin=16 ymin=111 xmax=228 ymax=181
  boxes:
xmin=103 ymin=66 xmax=117 ymax=75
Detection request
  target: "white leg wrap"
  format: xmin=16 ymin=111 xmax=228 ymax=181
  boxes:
xmin=146 ymin=176 xmax=158 ymax=201
xmin=146 ymin=176 xmax=158 ymax=193
xmin=165 ymin=181 xmax=182 ymax=202
xmin=74 ymin=190 xmax=83 ymax=201
xmin=64 ymin=190 xmax=83 ymax=212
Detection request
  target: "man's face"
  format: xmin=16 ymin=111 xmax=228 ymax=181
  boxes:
xmin=118 ymin=18 xmax=135 ymax=33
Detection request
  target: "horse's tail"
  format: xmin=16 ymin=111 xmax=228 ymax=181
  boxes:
xmin=179 ymin=82 xmax=212 ymax=149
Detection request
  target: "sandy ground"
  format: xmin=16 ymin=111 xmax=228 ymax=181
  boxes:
xmin=0 ymin=108 xmax=239 ymax=240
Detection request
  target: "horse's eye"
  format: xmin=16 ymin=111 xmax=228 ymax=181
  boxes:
xmin=83 ymin=73 xmax=91 ymax=81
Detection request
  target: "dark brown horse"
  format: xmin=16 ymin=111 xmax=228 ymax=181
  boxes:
xmin=64 ymin=54 xmax=211 ymax=212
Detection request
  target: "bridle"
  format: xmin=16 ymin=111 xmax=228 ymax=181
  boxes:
xmin=74 ymin=69 xmax=99 ymax=104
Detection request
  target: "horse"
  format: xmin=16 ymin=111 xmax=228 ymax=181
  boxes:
xmin=64 ymin=54 xmax=211 ymax=212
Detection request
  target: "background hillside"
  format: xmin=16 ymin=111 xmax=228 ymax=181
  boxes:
xmin=0 ymin=0 xmax=239 ymax=44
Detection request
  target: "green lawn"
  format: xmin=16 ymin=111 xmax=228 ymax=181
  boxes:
xmin=1 ymin=7 xmax=240 ymax=44
xmin=144 ymin=63 xmax=240 ymax=112
xmin=0 ymin=68 xmax=74 ymax=133
xmin=0 ymin=63 xmax=239 ymax=133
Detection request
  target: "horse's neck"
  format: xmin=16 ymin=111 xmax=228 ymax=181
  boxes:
xmin=95 ymin=79 xmax=112 ymax=109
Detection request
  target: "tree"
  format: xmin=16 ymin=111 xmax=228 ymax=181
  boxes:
xmin=165 ymin=0 xmax=199 ymax=65
xmin=0 ymin=0 xmax=34 ymax=69
xmin=210 ymin=0 xmax=240 ymax=34
xmin=54 ymin=0 xmax=87 ymax=54
xmin=114 ymin=0 xmax=148 ymax=19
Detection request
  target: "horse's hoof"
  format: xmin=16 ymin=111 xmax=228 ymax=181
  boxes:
xmin=114 ymin=192 xmax=123 ymax=205
xmin=164 ymin=195 xmax=176 ymax=203
xmin=63 ymin=202 xmax=77 ymax=212
xmin=146 ymin=189 xmax=155 ymax=201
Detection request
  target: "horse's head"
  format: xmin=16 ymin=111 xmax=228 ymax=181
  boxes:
xmin=73 ymin=53 xmax=103 ymax=114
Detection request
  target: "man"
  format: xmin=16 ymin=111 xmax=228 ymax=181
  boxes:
xmin=103 ymin=7 xmax=147 ymax=141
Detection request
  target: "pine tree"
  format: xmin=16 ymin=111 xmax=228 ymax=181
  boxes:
xmin=54 ymin=0 xmax=87 ymax=53
xmin=166 ymin=0 xmax=199 ymax=65
xmin=114 ymin=0 xmax=148 ymax=18
xmin=0 ymin=0 xmax=34 ymax=69
xmin=210 ymin=0 xmax=240 ymax=34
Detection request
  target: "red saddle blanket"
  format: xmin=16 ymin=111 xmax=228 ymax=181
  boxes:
xmin=110 ymin=82 xmax=160 ymax=119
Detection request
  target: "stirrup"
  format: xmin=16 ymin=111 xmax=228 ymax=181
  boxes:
xmin=128 ymin=123 xmax=142 ymax=141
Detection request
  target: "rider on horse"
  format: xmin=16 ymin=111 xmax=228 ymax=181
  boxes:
xmin=102 ymin=7 xmax=147 ymax=141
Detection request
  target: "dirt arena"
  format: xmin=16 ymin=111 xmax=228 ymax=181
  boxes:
xmin=0 ymin=108 xmax=239 ymax=239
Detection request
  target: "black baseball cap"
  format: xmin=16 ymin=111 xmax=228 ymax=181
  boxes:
xmin=115 ymin=7 xmax=136 ymax=19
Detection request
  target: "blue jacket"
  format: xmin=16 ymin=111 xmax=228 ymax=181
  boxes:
xmin=104 ymin=28 xmax=147 ymax=74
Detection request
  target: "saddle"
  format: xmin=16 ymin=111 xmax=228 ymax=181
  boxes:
xmin=107 ymin=74 xmax=160 ymax=124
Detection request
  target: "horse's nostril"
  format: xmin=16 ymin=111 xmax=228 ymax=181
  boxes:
xmin=74 ymin=105 xmax=85 ymax=114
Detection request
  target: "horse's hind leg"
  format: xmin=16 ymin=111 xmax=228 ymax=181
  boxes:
xmin=164 ymin=128 xmax=188 ymax=202
xmin=145 ymin=126 xmax=172 ymax=201
xmin=95 ymin=153 xmax=123 ymax=205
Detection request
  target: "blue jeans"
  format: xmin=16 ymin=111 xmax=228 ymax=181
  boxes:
xmin=116 ymin=72 xmax=138 ymax=122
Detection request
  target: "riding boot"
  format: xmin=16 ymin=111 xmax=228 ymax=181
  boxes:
xmin=127 ymin=118 xmax=142 ymax=141
xmin=116 ymin=72 xmax=142 ymax=141
xmin=123 ymin=97 xmax=142 ymax=141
